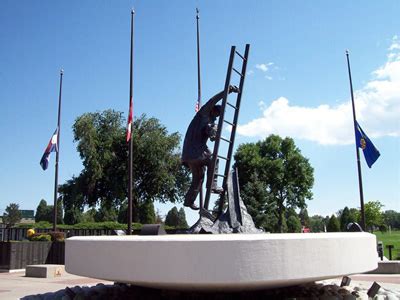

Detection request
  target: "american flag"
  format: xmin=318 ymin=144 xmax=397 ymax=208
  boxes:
xmin=126 ymin=97 xmax=133 ymax=142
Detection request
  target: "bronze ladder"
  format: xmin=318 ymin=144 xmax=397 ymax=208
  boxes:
xmin=203 ymin=44 xmax=250 ymax=216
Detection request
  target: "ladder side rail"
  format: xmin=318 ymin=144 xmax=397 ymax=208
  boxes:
xmin=204 ymin=46 xmax=236 ymax=210
xmin=217 ymin=44 xmax=250 ymax=215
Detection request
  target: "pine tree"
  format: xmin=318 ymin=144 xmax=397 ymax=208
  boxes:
xmin=139 ymin=200 xmax=156 ymax=224
xmin=35 ymin=199 xmax=49 ymax=222
xmin=339 ymin=207 xmax=351 ymax=231
xmin=3 ymin=203 xmax=22 ymax=227
xmin=165 ymin=207 xmax=179 ymax=227
xmin=327 ymin=214 xmax=340 ymax=232
xmin=177 ymin=208 xmax=188 ymax=228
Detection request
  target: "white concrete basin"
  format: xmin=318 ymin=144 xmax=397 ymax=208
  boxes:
xmin=65 ymin=233 xmax=377 ymax=291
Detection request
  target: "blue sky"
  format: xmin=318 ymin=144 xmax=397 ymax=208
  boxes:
xmin=0 ymin=1 xmax=399 ymax=225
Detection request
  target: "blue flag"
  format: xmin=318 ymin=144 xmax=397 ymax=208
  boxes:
xmin=355 ymin=121 xmax=380 ymax=168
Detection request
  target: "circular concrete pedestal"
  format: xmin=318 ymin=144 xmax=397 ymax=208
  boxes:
xmin=65 ymin=233 xmax=377 ymax=291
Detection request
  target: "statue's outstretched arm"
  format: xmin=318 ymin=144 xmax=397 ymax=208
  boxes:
xmin=199 ymin=90 xmax=225 ymax=115
xmin=199 ymin=85 xmax=239 ymax=115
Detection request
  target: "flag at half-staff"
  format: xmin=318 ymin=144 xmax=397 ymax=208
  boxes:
xmin=355 ymin=121 xmax=380 ymax=168
xmin=126 ymin=96 xmax=133 ymax=142
xmin=40 ymin=128 xmax=58 ymax=170
xmin=39 ymin=69 xmax=63 ymax=232
xmin=126 ymin=9 xmax=135 ymax=235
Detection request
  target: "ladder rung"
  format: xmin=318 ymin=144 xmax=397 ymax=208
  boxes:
xmin=220 ymin=136 xmax=232 ymax=143
xmin=227 ymin=102 xmax=238 ymax=109
xmin=223 ymin=119 xmax=235 ymax=127
xmin=233 ymin=67 xmax=244 ymax=77
xmin=217 ymin=155 xmax=228 ymax=160
xmin=215 ymin=174 xmax=226 ymax=178
xmin=235 ymin=50 xmax=246 ymax=61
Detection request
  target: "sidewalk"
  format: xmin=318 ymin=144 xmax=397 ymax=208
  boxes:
xmin=0 ymin=271 xmax=112 ymax=300
xmin=0 ymin=270 xmax=399 ymax=300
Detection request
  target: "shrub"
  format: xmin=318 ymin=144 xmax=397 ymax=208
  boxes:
xmin=48 ymin=231 xmax=65 ymax=242
xmin=30 ymin=234 xmax=52 ymax=241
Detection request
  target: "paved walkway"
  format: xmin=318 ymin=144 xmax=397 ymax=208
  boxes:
xmin=0 ymin=271 xmax=112 ymax=299
xmin=0 ymin=270 xmax=399 ymax=299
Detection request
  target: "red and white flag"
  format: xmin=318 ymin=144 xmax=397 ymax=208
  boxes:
xmin=126 ymin=97 xmax=133 ymax=142
xmin=195 ymin=100 xmax=200 ymax=113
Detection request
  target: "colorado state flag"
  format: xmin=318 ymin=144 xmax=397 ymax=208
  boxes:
xmin=355 ymin=121 xmax=380 ymax=168
xmin=40 ymin=129 xmax=58 ymax=170
xmin=126 ymin=96 xmax=133 ymax=142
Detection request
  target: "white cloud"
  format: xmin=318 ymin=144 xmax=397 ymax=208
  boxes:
xmin=238 ymin=37 xmax=400 ymax=145
xmin=388 ymin=35 xmax=400 ymax=51
xmin=255 ymin=62 xmax=274 ymax=72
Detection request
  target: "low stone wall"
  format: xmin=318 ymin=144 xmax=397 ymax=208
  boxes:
xmin=367 ymin=261 xmax=400 ymax=274
xmin=0 ymin=241 xmax=64 ymax=270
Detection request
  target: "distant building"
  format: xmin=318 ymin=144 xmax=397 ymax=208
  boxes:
xmin=19 ymin=210 xmax=35 ymax=224
xmin=0 ymin=209 xmax=34 ymax=226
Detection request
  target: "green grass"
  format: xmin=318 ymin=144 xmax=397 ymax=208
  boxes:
xmin=374 ymin=230 xmax=400 ymax=260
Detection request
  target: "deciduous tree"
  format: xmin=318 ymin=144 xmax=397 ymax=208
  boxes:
xmin=309 ymin=215 xmax=325 ymax=232
xmin=234 ymin=135 xmax=314 ymax=232
xmin=383 ymin=210 xmax=400 ymax=230
xmin=59 ymin=111 xmax=190 ymax=224
xmin=365 ymin=200 xmax=384 ymax=231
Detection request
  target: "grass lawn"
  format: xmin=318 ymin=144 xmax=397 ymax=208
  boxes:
xmin=374 ymin=230 xmax=400 ymax=260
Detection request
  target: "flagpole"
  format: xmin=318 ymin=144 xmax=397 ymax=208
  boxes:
xmin=127 ymin=9 xmax=135 ymax=235
xmin=345 ymin=50 xmax=366 ymax=231
xmin=53 ymin=69 xmax=63 ymax=232
xmin=196 ymin=8 xmax=201 ymax=107
xmin=196 ymin=8 xmax=204 ymax=209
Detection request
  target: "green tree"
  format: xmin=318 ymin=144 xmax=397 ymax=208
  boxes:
xmin=82 ymin=208 xmax=96 ymax=223
xmin=339 ymin=206 xmax=351 ymax=232
xmin=327 ymin=214 xmax=340 ymax=232
xmin=383 ymin=210 xmax=400 ymax=230
xmin=35 ymin=199 xmax=49 ymax=222
xmin=64 ymin=207 xmax=83 ymax=225
xmin=234 ymin=135 xmax=314 ymax=232
xmin=287 ymin=215 xmax=302 ymax=233
xmin=95 ymin=203 xmax=118 ymax=222
xmin=365 ymin=200 xmax=384 ymax=231
xmin=139 ymin=200 xmax=156 ymax=224
xmin=240 ymin=173 xmax=271 ymax=230
xmin=299 ymin=208 xmax=310 ymax=228
xmin=35 ymin=199 xmax=63 ymax=224
xmin=177 ymin=208 xmax=188 ymax=228
xmin=56 ymin=198 xmax=64 ymax=224
xmin=165 ymin=207 xmax=179 ymax=227
xmin=59 ymin=111 xmax=190 ymax=223
xmin=349 ymin=208 xmax=360 ymax=224
xmin=309 ymin=215 xmax=325 ymax=232
xmin=3 ymin=203 xmax=22 ymax=227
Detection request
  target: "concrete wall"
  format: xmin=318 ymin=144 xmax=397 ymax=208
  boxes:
xmin=368 ymin=261 xmax=400 ymax=274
